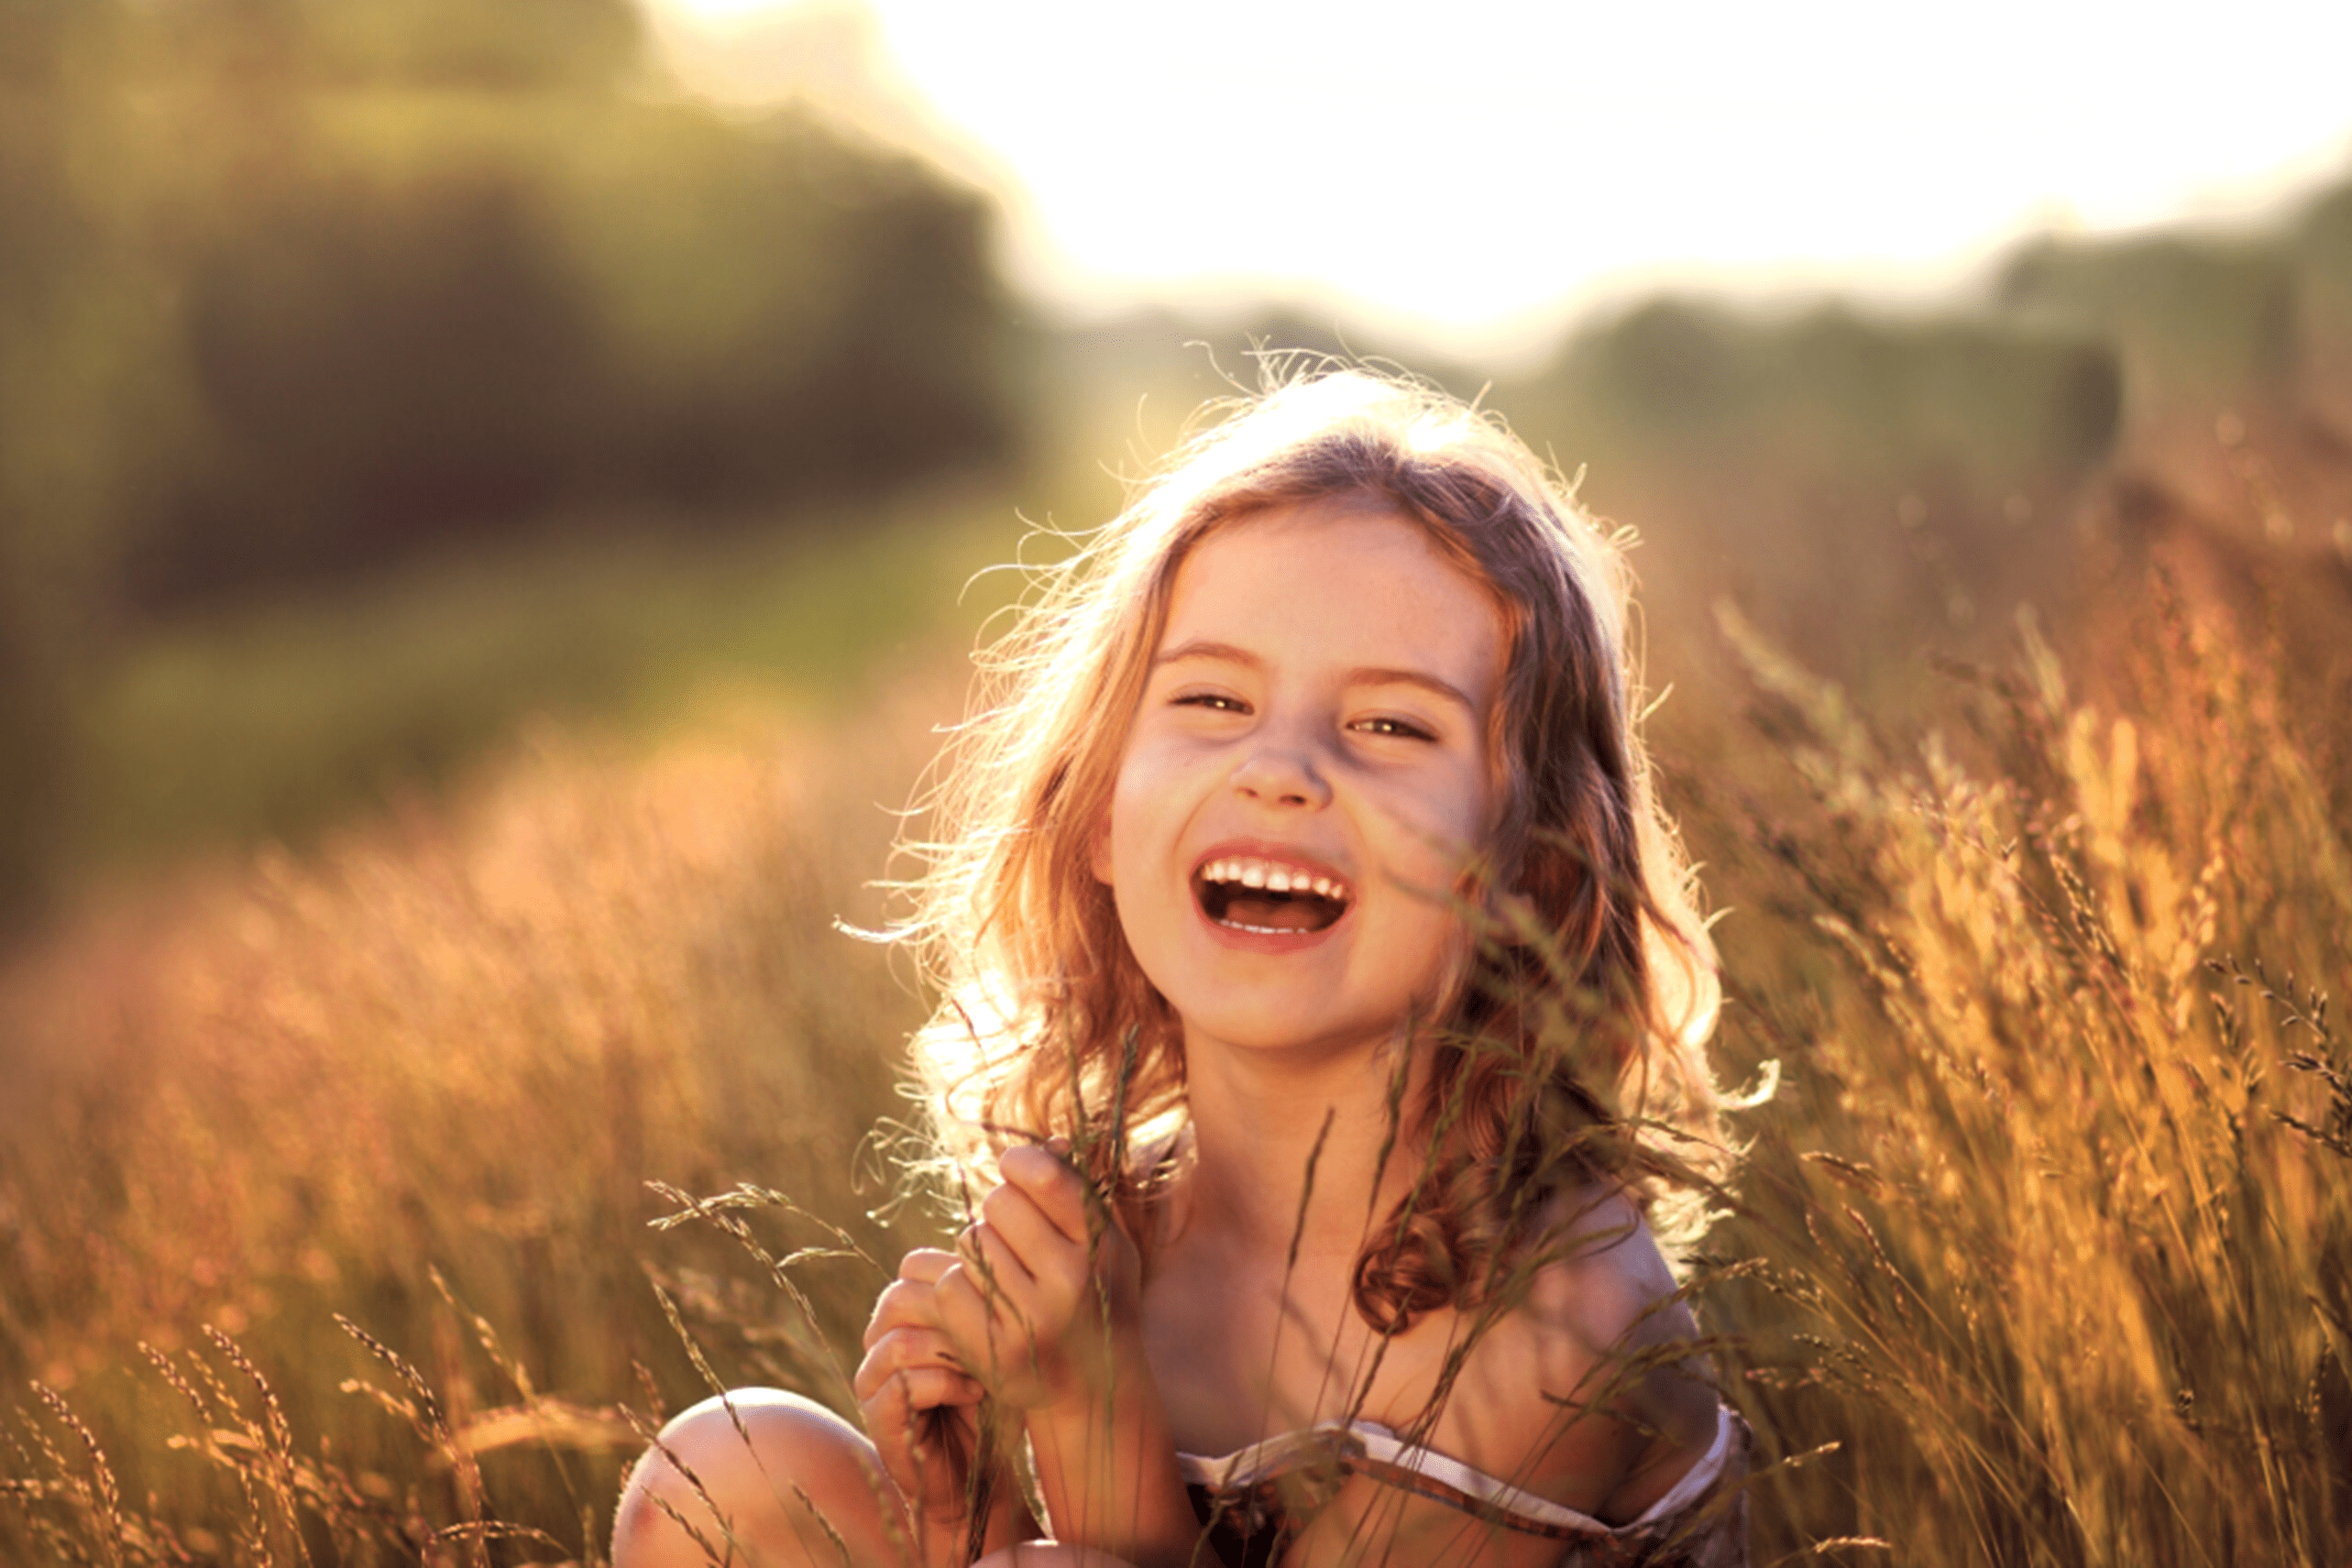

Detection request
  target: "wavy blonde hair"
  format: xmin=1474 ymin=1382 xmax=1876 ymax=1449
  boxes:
xmin=896 ymin=366 xmax=1724 ymax=1331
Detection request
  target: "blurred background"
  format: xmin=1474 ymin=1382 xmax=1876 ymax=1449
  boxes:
xmin=3 ymin=2 xmax=2351 ymax=1561
xmin=5 ymin=0 xmax=2349 ymax=921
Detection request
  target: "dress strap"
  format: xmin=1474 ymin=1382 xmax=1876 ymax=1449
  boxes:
xmin=1619 ymin=1404 xmax=1740 ymax=1526
xmin=1178 ymin=1405 xmax=1740 ymax=1541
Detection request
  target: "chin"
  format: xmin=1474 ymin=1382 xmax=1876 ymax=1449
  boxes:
xmin=1181 ymin=1007 xmax=1417 ymax=1063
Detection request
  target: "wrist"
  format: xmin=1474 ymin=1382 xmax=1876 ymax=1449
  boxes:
xmin=1021 ymin=1339 xmax=1196 ymax=1567
xmin=1028 ymin=1320 xmax=1151 ymax=1421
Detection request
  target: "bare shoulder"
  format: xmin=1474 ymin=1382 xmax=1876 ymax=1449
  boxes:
xmin=1441 ymin=1184 xmax=1725 ymax=1523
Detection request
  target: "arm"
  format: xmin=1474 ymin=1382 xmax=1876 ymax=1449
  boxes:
xmin=857 ymin=1251 xmax=1040 ymax=1566
xmin=929 ymin=1144 xmax=1199 ymax=1568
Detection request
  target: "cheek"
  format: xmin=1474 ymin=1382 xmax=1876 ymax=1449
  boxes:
xmin=1089 ymin=767 xmax=1125 ymax=888
xmin=1370 ymin=765 xmax=1494 ymax=880
xmin=1094 ymin=730 xmax=1207 ymax=881
xmin=1091 ymin=806 xmax=1116 ymax=885
xmin=1093 ymin=752 xmax=1151 ymax=889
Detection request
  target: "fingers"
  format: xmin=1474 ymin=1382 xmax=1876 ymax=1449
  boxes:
xmin=930 ymin=1243 xmax=1049 ymax=1384
xmin=853 ymin=1324 xmax=971 ymax=1401
xmin=858 ymin=1367 xmax=982 ymax=1513
xmin=974 ymin=1181 xmax=1080 ymax=1285
xmin=998 ymin=1142 xmax=1092 ymax=1245
xmin=898 ymin=1247 xmax=959 ymax=1285
xmin=861 ymin=1363 xmax=984 ymax=1420
xmin=865 ymin=1275 xmax=950 ymax=1349
xmin=954 ymin=1220 xmax=1040 ymax=1311
xmin=872 ymin=1226 xmax=1054 ymax=1360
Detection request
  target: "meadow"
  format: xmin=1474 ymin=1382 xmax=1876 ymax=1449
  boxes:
xmin=6 ymin=5 xmax=2350 ymax=1562
xmin=2 ymin=425 xmax=2348 ymax=1568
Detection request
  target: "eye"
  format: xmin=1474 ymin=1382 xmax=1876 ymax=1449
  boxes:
xmin=1350 ymin=715 xmax=1436 ymax=741
xmin=1172 ymin=691 xmax=1249 ymax=715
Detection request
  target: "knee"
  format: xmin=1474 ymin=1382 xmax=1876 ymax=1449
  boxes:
xmin=614 ymin=1389 xmax=904 ymax=1568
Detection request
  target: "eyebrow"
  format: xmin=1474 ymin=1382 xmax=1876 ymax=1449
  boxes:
xmin=1154 ymin=639 xmax=1480 ymax=713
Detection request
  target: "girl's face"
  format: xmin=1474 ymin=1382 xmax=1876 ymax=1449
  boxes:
xmin=1093 ymin=500 xmax=1509 ymax=1065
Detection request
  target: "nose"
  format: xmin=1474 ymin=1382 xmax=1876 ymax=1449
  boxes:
xmin=1231 ymin=727 xmax=1331 ymax=809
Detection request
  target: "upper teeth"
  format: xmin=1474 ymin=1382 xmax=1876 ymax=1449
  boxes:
xmin=1200 ymin=858 xmax=1348 ymax=902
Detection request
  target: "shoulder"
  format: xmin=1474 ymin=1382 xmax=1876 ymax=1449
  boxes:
xmin=1442 ymin=1182 xmax=1725 ymax=1524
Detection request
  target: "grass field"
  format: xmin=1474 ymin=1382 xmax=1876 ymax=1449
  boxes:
xmin=65 ymin=482 xmax=1028 ymax=876
xmin=2 ymin=457 xmax=2348 ymax=1564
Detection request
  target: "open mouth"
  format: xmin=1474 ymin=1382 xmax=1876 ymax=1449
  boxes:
xmin=1195 ymin=857 xmax=1352 ymax=935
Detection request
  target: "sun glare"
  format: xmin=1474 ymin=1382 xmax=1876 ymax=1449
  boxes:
xmin=658 ymin=0 xmax=797 ymax=26
xmin=643 ymin=0 xmax=2352 ymax=354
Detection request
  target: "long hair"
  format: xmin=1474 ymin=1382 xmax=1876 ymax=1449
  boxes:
xmin=895 ymin=366 xmax=1723 ymax=1331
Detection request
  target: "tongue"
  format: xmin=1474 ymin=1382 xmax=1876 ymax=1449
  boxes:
xmin=1223 ymin=894 xmax=1324 ymax=931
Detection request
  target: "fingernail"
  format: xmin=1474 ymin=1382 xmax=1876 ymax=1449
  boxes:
xmin=1045 ymin=1135 xmax=1072 ymax=1157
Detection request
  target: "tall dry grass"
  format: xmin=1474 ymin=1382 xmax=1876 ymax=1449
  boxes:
xmin=1691 ymin=575 xmax=2351 ymax=1564
xmin=0 ymin=678 xmax=962 ymax=1562
xmin=2 ymin=512 xmax=2348 ymax=1562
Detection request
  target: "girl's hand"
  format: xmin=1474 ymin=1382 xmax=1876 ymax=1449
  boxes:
xmin=856 ymin=1250 xmax=1026 ymax=1560
xmin=932 ymin=1142 xmax=1143 ymax=1414
xmin=928 ymin=1145 xmax=1195 ymax=1566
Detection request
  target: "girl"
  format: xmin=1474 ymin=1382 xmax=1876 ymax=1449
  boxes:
xmin=614 ymin=368 xmax=1748 ymax=1567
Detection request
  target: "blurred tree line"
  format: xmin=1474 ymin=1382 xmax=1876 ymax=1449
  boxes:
xmin=1049 ymin=175 xmax=2348 ymax=700
xmin=1490 ymin=300 xmax=2126 ymax=684
xmin=4 ymin=0 xmax=2347 ymax=932
xmin=1485 ymin=175 xmax=2352 ymax=690
xmin=0 ymin=0 xmax=1024 ymax=925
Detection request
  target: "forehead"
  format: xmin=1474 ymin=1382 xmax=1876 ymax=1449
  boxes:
xmin=1160 ymin=501 xmax=1508 ymax=705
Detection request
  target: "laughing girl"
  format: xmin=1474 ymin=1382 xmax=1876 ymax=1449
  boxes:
xmin=616 ymin=368 xmax=1747 ymax=1567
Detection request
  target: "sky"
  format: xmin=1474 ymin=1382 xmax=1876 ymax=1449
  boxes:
xmin=644 ymin=0 xmax=2352 ymax=362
